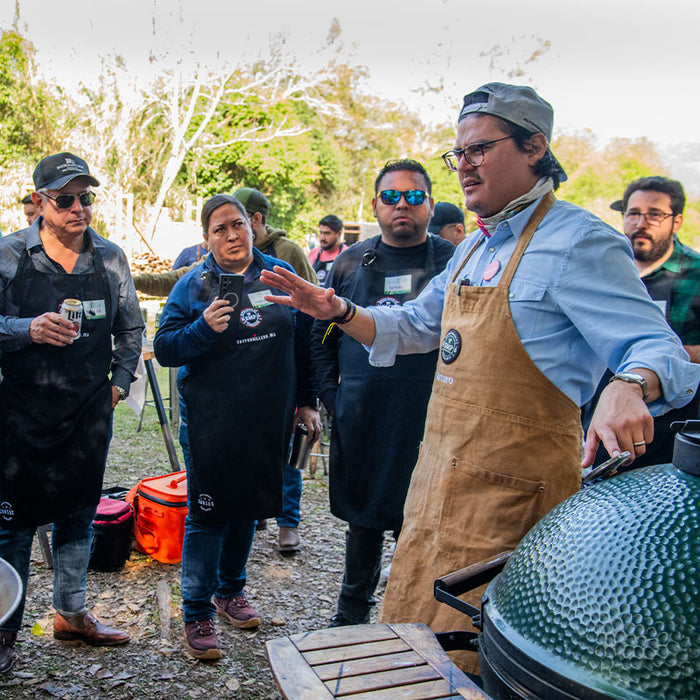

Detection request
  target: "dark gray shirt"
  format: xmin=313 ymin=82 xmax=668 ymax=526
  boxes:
xmin=0 ymin=218 xmax=143 ymax=390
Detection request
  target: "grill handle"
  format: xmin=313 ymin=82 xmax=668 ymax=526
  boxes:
xmin=434 ymin=551 xmax=513 ymax=622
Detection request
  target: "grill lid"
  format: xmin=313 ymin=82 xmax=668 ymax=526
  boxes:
xmin=483 ymin=461 xmax=699 ymax=699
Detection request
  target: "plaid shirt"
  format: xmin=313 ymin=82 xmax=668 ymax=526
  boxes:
xmin=643 ymin=238 xmax=700 ymax=345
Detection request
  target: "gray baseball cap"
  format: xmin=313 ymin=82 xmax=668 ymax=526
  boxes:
xmin=458 ymin=83 xmax=567 ymax=183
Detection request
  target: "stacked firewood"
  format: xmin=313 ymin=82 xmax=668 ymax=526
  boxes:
xmin=130 ymin=252 xmax=174 ymax=275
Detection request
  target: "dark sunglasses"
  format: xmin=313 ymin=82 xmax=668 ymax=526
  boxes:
xmin=379 ymin=189 xmax=427 ymax=206
xmin=43 ymin=191 xmax=96 ymax=209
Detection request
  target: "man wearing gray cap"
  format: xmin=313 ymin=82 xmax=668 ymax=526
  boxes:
xmin=259 ymin=83 xmax=699 ymax=670
xmin=0 ymin=152 xmax=143 ymax=671
xmin=428 ymin=201 xmax=466 ymax=246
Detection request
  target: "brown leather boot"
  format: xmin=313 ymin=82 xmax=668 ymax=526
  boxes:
xmin=278 ymin=526 xmax=300 ymax=552
xmin=53 ymin=612 xmax=129 ymax=646
xmin=0 ymin=631 xmax=16 ymax=673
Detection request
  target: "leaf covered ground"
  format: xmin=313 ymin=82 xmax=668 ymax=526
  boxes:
xmin=0 ymin=389 xmax=393 ymax=699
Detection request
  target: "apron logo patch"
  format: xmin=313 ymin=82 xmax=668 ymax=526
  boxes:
xmin=0 ymin=501 xmax=14 ymax=521
xmin=83 ymin=299 xmax=107 ymax=319
xmin=197 ymin=493 xmax=215 ymax=511
xmin=376 ymin=296 xmax=401 ymax=307
xmin=240 ymin=307 xmax=262 ymax=328
xmin=317 ymin=268 xmax=327 ymax=282
xmin=441 ymin=329 xmax=462 ymax=364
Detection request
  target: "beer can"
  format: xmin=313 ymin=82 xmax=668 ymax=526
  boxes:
xmin=59 ymin=298 xmax=82 ymax=339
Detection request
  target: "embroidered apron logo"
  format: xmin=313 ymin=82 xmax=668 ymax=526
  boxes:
xmin=441 ymin=329 xmax=462 ymax=364
xmin=0 ymin=501 xmax=14 ymax=521
xmin=197 ymin=493 xmax=215 ymax=511
xmin=240 ymin=307 xmax=262 ymax=328
xmin=376 ymin=296 xmax=401 ymax=307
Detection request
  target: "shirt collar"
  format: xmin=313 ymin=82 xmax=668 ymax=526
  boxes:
xmin=492 ymin=196 xmax=543 ymax=240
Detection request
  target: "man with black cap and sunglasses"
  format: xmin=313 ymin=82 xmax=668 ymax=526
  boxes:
xmin=0 ymin=152 xmax=143 ymax=671
xmin=309 ymin=159 xmax=454 ymax=628
xmin=259 ymin=84 xmax=699 ymax=671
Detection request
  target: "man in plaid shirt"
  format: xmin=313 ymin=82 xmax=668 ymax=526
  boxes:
xmin=611 ymin=176 xmax=700 ymax=467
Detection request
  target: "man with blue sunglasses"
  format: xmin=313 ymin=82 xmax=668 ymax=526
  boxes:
xmin=309 ymin=159 xmax=455 ymax=628
xmin=261 ymin=84 xmax=699 ymax=673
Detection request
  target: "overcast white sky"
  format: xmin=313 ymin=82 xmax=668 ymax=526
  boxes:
xmin=4 ymin=0 xmax=700 ymax=188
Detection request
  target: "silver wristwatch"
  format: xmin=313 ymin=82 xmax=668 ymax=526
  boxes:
xmin=114 ymin=386 xmax=128 ymax=401
xmin=609 ymin=372 xmax=649 ymax=402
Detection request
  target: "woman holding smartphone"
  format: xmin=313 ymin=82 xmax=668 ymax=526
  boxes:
xmin=154 ymin=194 xmax=320 ymax=661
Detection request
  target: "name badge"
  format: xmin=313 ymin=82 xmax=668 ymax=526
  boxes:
xmin=247 ymin=290 xmax=273 ymax=308
xmin=385 ymin=274 xmax=412 ymax=295
xmin=83 ymin=299 xmax=106 ymax=319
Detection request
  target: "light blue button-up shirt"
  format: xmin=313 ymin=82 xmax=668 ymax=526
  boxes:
xmin=368 ymin=197 xmax=700 ymax=413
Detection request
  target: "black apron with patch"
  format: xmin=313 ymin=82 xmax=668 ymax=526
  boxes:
xmin=0 ymin=245 xmax=113 ymax=529
xmin=330 ymin=236 xmax=440 ymax=531
xmin=313 ymin=255 xmax=335 ymax=287
xmin=181 ymin=274 xmax=296 ymax=524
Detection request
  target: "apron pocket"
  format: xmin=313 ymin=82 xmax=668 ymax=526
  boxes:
xmin=438 ymin=457 xmax=546 ymax=571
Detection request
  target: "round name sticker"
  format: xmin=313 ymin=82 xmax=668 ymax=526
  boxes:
xmin=441 ymin=329 xmax=462 ymax=364
xmin=483 ymin=259 xmax=501 ymax=282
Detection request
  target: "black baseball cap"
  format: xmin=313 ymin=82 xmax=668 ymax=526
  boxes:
xmin=32 ymin=152 xmax=100 ymax=191
xmin=429 ymin=202 xmax=465 ymax=234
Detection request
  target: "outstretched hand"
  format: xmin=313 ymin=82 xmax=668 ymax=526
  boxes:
xmin=261 ymin=266 xmax=345 ymax=320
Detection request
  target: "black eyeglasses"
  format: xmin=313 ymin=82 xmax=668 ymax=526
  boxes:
xmin=442 ymin=135 xmax=514 ymax=171
xmin=623 ymin=211 xmax=675 ymax=226
xmin=42 ymin=191 xmax=96 ymax=209
xmin=378 ymin=189 xmax=427 ymax=206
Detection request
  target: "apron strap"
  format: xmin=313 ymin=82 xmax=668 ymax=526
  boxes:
xmin=499 ymin=192 xmax=556 ymax=288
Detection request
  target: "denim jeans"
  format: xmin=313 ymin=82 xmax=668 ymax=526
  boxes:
xmin=337 ymin=523 xmax=399 ymax=624
xmin=0 ymin=505 xmax=96 ymax=633
xmin=277 ymin=462 xmax=302 ymax=528
xmin=180 ymin=514 xmax=256 ymax=622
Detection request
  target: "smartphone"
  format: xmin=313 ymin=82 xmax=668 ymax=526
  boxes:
xmin=219 ymin=273 xmax=244 ymax=310
xmin=582 ymin=450 xmax=631 ymax=488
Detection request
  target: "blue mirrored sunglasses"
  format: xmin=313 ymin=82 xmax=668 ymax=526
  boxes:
xmin=379 ymin=189 xmax=427 ymax=206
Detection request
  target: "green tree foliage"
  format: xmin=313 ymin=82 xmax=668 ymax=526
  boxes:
xmin=0 ymin=30 xmax=66 ymax=164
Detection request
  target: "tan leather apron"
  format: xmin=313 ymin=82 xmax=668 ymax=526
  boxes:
xmin=379 ymin=193 xmax=582 ymax=672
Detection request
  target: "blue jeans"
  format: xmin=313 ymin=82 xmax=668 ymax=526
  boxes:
xmin=180 ymin=515 xmax=256 ymax=622
xmin=0 ymin=505 xmax=96 ymax=633
xmin=277 ymin=462 xmax=302 ymax=528
xmin=180 ymin=394 xmax=301 ymax=528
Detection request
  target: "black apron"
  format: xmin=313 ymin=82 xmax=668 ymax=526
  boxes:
xmin=181 ymin=273 xmax=296 ymax=524
xmin=0 ymin=244 xmax=113 ymax=529
xmin=313 ymin=255 xmax=335 ymax=287
xmin=330 ymin=237 xmax=440 ymax=531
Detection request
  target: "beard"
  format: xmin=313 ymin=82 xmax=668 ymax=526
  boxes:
xmin=631 ymin=232 xmax=674 ymax=264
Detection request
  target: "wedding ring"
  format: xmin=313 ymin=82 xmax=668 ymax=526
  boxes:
xmin=633 ymin=441 xmax=646 ymax=447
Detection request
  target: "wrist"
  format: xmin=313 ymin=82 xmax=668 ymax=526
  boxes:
xmin=113 ymin=385 xmax=128 ymax=401
xmin=331 ymin=297 xmax=357 ymax=325
xmin=609 ymin=372 xmax=649 ymax=402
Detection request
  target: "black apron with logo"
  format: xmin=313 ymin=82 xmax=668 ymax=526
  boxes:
xmin=330 ymin=236 xmax=440 ymax=531
xmin=181 ymin=273 xmax=296 ymax=524
xmin=313 ymin=255 xmax=334 ymax=287
xmin=0 ymin=245 xmax=113 ymax=529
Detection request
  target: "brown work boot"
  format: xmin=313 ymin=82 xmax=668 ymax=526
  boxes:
xmin=0 ymin=631 xmax=16 ymax=673
xmin=184 ymin=619 xmax=222 ymax=660
xmin=53 ymin=612 xmax=130 ymax=646
xmin=213 ymin=594 xmax=261 ymax=629
xmin=278 ymin=526 xmax=300 ymax=552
